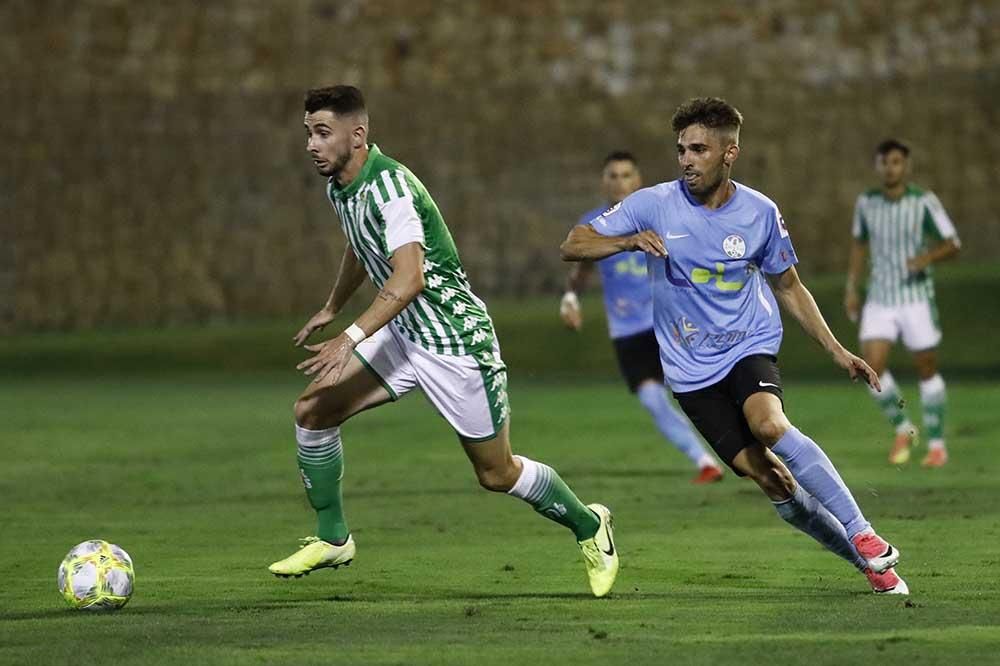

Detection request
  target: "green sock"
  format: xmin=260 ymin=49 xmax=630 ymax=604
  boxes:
xmin=869 ymin=371 xmax=910 ymax=429
xmin=296 ymin=425 xmax=349 ymax=544
xmin=507 ymin=455 xmax=600 ymax=541
xmin=919 ymin=375 xmax=947 ymax=443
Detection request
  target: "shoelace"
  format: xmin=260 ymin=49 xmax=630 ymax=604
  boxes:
xmin=298 ymin=536 xmax=321 ymax=549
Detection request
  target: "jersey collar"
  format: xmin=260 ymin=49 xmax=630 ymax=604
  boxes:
xmin=329 ymin=144 xmax=381 ymax=200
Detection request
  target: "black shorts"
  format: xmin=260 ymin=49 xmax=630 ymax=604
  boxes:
xmin=612 ymin=329 xmax=664 ymax=393
xmin=673 ymin=354 xmax=783 ymax=474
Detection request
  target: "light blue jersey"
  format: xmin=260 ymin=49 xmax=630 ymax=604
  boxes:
xmin=590 ymin=180 xmax=798 ymax=392
xmin=578 ymin=205 xmax=655 ymax=340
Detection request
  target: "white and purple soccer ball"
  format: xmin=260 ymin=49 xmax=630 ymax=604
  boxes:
xmin=57 ymin=540 xmax=134 ymax=611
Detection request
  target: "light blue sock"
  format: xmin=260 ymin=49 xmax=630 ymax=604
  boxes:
xmin=636 ymin=382 xmax=714 ymax=468
xmin=773 ymin=486 xmax=867 ymax=571
xmin=772 ymin=427 xmax=870 ymax=538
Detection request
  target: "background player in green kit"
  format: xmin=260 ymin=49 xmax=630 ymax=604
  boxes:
xmin=267 ymin=86 xmax=619 ymax=598
xmin=845 ymin=139 xmax=961 ymax=468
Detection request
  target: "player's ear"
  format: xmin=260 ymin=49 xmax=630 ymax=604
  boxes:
xmin=351 ymin=122 xmax=367 ymax=149
xmin=724 ymin=143 xmax=739 ymax=167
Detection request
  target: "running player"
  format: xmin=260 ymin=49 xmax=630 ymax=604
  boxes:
xmin=561 ymin=97 xmax=908 ymax=594
xmin=845 ymin=139 xmax=960 ymax=468
xmin=270 ymin=86 xmax=618 ymax=597
xmin=560 ymin=151 xmax=723 ymax=484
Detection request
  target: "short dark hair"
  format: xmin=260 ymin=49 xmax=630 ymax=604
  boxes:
xmin=602 ymin=150 xmax=638 ymax=168
xmin=875 ymin=138 xmax=910 ymax=158
xmin=671 ymin=97 xmax=743 ymax=136
xmin=304 ymin=85 xmax=366 ymax=116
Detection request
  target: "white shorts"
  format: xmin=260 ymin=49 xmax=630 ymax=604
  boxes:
xmin=353 ymin=324 xmax=510 ymax=441
xmin=859 ymin=300 xmax=941 ymax=351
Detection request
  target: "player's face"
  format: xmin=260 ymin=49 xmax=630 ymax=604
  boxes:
xmin=875 ymin=149 xmax=909 ymax=188
xmin=601 ymin=160 xmax=641 ymax=204
xmin=676 ymin=124 xmax=736 ymax=196
xmin=304 ymin=110 xmax=355 ymax=178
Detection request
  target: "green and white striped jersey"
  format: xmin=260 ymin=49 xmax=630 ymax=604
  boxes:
xmin=327 ymin=144 xmax=497 ymax=356
xmin=852 ymin=184 xmax=959 ymax=306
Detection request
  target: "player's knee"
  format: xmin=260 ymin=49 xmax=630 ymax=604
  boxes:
xmin=294 ymin=395 xmax=344 ymax=429
xmin=753 ymin=417 xmax=789 ymax=447
xmin=753 ymin=465 xmax=795 ymax=499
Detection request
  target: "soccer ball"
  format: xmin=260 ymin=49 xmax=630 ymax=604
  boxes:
xmin=57 ymin=540 xmax=134 ymax=611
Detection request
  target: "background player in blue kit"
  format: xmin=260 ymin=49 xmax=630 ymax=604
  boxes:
xmin=559 ymin=151 xmax=723 ymax=484
xmin=561 ymin=97 xmax=908 ymax=595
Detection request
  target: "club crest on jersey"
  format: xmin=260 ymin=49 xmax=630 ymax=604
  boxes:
xmin=722 ymin=234 xmax=746 ymax=259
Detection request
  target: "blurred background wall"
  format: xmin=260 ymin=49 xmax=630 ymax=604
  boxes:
xmin=4 ymin=0 xmax=998 ymax=332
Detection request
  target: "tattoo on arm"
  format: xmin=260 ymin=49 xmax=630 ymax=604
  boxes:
xmin=377 ymin=288 xmax=406 ymax=304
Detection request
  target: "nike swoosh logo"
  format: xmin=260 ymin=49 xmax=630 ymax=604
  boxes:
xmin=758 ymin=381 xmax=780 ymax=388
xmin=665 ymin=232 xmax=690 ymax=240
xmin=600 ymin=520 xmax=615 ymax=557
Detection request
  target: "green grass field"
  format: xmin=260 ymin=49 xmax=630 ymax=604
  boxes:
xmin=2 ymin=368 xmax=998 ymax=664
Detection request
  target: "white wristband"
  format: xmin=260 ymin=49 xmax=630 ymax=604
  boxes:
xmin=560 ymin=291 xmax=580 ymax=313
xmin=344 ymin=323 xmax=367 ymax=345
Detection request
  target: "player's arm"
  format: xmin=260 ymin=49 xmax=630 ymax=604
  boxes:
xmin=293 ymin=246 xmax=369 ymax=346
xmin=908 ymin=192 xmax=961 ymax=274
xmin=298 ymin=242 xmax=425 ymax=384
xmin=560 ymin=224 xmax=666 ymax=261
xmin=768 ymin=266 xmax=880 ymax=390
xmin=843 ymin=239 xmax=868 ymax=324
xmin=560 ymin=260 xmax=594 ymax=331
xmin=907 ymin=237 xmax=960 ymax=274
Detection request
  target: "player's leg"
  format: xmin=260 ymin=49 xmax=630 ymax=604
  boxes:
xmin=914 ymin=349 xmax=947 ymax=466
xmin=731 ymin=443 xmax=869 ymax=573
xmin=745 ymin=391 xmax=900 ymax=573
xmin=460 ymin=423 xmax=600 ymax=541
xmin=462 ymin=424 xmax=616 ymax=597
xmin=903 ymin=301 xmax=948 ymax=467
xmin=415 ymin=339 xmax=616 ymax=596
xmin=615 ymin=331 xmax=721 ymax=481
xmin=635 ymin=379 xmax=722 ymax=481
xmin=860 ymin=303 xmax=916 ymax=461
xmin=676 ymin=382 xmax=866 ymax=573
xmin=271 ymin=328 xmax=414 ymax=577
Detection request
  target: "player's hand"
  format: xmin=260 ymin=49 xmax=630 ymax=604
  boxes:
xmin=297 ymin=333 xmax=355 ymax=385
xmin=627 ymin=231 xmax=668 ymax=258
xmin=906 ymin=254 xmax=930 ymax=275
xmin=293 ymin=307 xmax=337 ymax=346
xmin=831 ymin=346 xmax=880 ymax=391
xmin=843 ymin=289 xmax=861 ymax=324
xmin=559 ymin=292 xmax=582 ymax=331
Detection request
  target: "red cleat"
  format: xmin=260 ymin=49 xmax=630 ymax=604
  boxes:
xmin=921 ymin=447 xmax=948 ymax=468
xmin=692 ymin=465 xmax=724 ymax=484
xmin=864 ymin=567 xmax=909 ymax=595
xmin=851 ymin=530 xmax=900 ymax=573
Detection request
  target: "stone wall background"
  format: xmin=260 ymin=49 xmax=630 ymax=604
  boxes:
xmin=4 ymin=0 xmax=998 ymax=331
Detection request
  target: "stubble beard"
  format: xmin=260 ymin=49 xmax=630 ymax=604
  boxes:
xmin=319 ymin=149 xmax=351 ymax=179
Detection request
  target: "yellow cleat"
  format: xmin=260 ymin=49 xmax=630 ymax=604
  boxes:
xmin=888 ymin=427 xmax=917 ymax=465
xmin=579 ymin=503 xmax=619 ymax=598
xmin=268 ymin=536 xmax=355 ymax=578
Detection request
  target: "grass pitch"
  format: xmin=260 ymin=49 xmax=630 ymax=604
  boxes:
xmin=2 ymin=370 xmax=998 ymax=665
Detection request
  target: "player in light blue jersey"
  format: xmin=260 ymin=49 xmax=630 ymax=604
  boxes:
xmin=562 ymin=97 xmax=908 ymax=595
xmin=559 ymin=151 xmax=723 ymax=484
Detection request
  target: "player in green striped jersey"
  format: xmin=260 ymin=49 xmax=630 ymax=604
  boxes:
xmin=845 ymin=139 xmax=961 ymax=468
xmin=268 ymin=86 xmax=619 ymax=597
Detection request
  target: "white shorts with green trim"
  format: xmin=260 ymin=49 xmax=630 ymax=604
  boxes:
xmin=353 ymin=323 xmax=510 ymax=441
xmin=859 ymin=300 xmax=941 ymax=351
